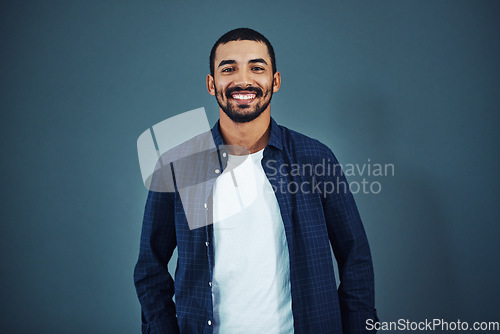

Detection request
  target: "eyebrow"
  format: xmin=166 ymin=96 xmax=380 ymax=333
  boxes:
xmin=218 ymin=59 xmax=236 ymax=68
xmin=217 ymin=58 xmax=269 ymax=68
xmin=249 ymin=58 xmax=268 ymax=65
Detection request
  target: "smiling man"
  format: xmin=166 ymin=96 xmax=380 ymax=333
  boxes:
xmin=208 ymin=37 xmax=279 ymax=153
xmin=134 ymin=28 xmax=378 ymax=334
xmin=210 ymin=40 xmax=276 ymax=124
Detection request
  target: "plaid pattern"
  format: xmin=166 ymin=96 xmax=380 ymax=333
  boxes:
xmin=134 ymin=118 xmax=378 ymax=334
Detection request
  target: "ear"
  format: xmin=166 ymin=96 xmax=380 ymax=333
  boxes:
xmin=207 ymin=74 xmax=216 ymax=96
xmin=272 ymin=71 xmax=281 ymax=93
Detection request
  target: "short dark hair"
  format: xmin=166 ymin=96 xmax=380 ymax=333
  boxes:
xmin=209 ymin=28 xmax=276 ymax=77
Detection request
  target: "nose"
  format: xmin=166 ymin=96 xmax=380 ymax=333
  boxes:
xmin=233 ymin=67 xmax=252 ymax=87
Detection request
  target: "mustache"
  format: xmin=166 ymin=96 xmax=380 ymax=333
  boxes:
xmin=225 ymin=86 xmax=263 ymax=99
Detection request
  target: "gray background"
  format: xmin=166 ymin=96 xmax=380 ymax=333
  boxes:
xmin=1 ymin=0 xmax=499 ymax=333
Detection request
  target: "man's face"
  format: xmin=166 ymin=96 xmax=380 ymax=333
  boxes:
xmin=207 ymin=40 xmax=280 ymax=123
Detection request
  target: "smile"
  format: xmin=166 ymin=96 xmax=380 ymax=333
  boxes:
xmin=227 ymin=88 xmax=260 ymax=103
xmin=231 ymin=93 xmax=256 ymax=101
xmin=233 ymin=94 xmax=255 ymax=99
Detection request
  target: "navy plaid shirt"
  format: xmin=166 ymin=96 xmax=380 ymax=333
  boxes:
xmin=134 ymin=118 xmax=378 ymax=334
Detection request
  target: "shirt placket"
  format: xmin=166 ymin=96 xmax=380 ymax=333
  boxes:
xmin=203 ymin=147 xmax=227 ymax=331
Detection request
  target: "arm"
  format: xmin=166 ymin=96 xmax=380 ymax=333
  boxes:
xmin=134 ymin=189 xmax=179 ymax=334
xmin=321 ymin=152 xmax=378 ymax=334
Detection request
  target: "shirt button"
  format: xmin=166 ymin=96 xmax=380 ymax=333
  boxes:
xmin=208 ymin=281 xmax=212 ymax=287
xmin=204 ymin=203 xmax=207 ymax=209
xmin=208 ymin=320 xmax=212 ymax=326
xmin=222 ymin=152 xmax=227 ymax=158
xmin=205 ymin=241 xmax=209 ymax=247
xmin=215 ymin=168 xmax=220 ymax=174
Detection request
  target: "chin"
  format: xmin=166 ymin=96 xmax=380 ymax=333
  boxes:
xmin=223 ymin=108 xmax=264 ymax=124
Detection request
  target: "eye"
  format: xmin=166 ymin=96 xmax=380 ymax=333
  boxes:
xmin=221 ymin=67 xmax=234 ymax=73
xmin=252 ymin=66 xmax=264 ymax=71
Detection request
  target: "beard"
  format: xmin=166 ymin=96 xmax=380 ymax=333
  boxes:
xmin=215 ymin=84 xmax=273 ymax=123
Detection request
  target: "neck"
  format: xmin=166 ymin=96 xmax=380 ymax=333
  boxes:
xmin=219 ymin=108 xmax=271 ymax=154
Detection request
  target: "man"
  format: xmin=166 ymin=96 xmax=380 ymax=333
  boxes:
xmin=134 ymin=28 xmax=378 ymax=334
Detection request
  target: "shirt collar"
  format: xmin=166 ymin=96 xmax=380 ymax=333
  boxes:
xmin=267 ymin=117 xmax=283 ymax=151
xmin=210 ymin=117 xmax=283 ymax=152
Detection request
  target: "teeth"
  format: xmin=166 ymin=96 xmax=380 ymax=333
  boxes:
xmin=232 ymin=94 xmax=255 ymax=100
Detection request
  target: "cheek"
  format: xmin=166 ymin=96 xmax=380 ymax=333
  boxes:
xmin=214 ymin=81 xmax=229 ymax=96
xmin=265 ymin=80 xmax=274 ymax=94
xmin=216 ymin=86 xmax=225 ymax=98
xmin=263 ymin=77 xmax=274 ymax=90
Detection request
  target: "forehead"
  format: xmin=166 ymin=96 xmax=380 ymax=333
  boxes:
xmin=215 ymin=40 xmax=270 ymax=64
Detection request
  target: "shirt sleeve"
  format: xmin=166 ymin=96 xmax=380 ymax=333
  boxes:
xmin=320 ymin=150 xmax=379 ymax=334
xmin=134 ymin=186 xmax=179 ymax=334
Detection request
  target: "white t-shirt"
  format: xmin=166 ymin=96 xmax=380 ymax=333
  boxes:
xmin=212 ymin=148 xmax=294 ymax=334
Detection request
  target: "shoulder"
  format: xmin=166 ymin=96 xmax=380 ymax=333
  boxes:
xmin=147 ymin=130 xmax=214 ymax=192
xmin=158 ymin=130 xmax=214 ymax=165
xmin=276 ymin=123 xmax=337 ymax=163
